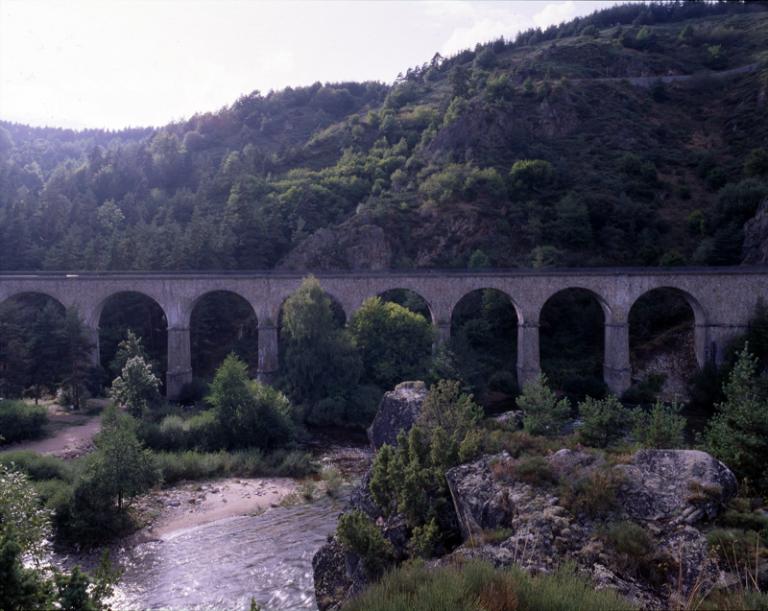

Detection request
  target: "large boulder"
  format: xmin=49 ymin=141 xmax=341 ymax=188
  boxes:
xmin=367 ymin=381 xmax=427 ymax=450
xmin=444 ymin=448 xmax=737 ymax=608
xmin=615 ymin=449 xmax=738 ymax=524
xmin=312 ymin=539 xmax=352 ymax=611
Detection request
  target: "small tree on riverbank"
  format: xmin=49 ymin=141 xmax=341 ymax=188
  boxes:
xmin=111 ymin=356 xmax=161 ymax=418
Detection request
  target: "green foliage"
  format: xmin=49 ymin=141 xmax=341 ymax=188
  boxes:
xmin=0 ymin=464 xmax=51 ymax=562
xmin=69 ymin=406 xmax=158 ymax=539
xmin=206 ymin=354 xmax=295 ymax=450
xmin=110 ymin=330 xmax=148 ymax=376
xmin=152 ymin=449 xmax=315 ymax=484
xmin=110 ymin=355 xmax=161 ymax=418
xmin=409 ymin=518 xmax=441 ymax=559
xmin=281 ymin=277 xmax=363 ymax=423
xmin=342 ymin=560 xmax=633 ymax=611
xmin=632 ymin=400 xmax=687 ymax=449
xmin=348 ymin=297 xmax=433 ymax=389
xmin=337 ymin=510 xmax=394 ymax=577
xmin=0 ymin=400 xmax=48 ymax=444
xmin=560 ymin=469 xmax=622 ymax=518
xmin=517 ymin=374 xmax=571 ymax=437
xmin=704 ymin=346 xmax=768 ymax=492
xmin=578 ymin=395 xmax=629 ymax=448
xmin=600 ymin=521 xmax=658 ymax=579
xmin=509 ymin=159 xmax=555 ymax=195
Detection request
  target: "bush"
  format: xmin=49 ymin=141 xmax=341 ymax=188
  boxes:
xmin=0 ymin=451 xmax=72 ymax=481
xmin=512 ymin=456 xmax=558 ymax=486
xmin=560 ymin=469 xmax=622 ymax=518
xmin=517 ymin=374 xmax=571 ymax=437
xmin=348 ymin=297 xmax=433 ymax=390
xmin=704 ymin=346 xmax=768 ymax=492
xmin=578 ymin=395 xmax=629 ymax=448
xmin=110 ymin=356 xmax=161 ymax=418
xmin=0 ymin=400 xmax=48 ymax=444
xmin=600 ymin=521 xmax=657 ymax=579
xmin=152 ymin=449 xmax=316 ymax=485
xmin=621 ymin=373 xmax=665 ymax=405
xmin=632 ymin=400 xmax=687 ymax=449
xmin=176 ymin=378 xmax=210 ymax=405
xmin=337 ymin=510 xmax=394 ymax=577
xmin=207 ymin=355 xmax=295 ymax=450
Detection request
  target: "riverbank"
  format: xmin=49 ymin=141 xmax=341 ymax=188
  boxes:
xmin=134 ymin=477 xmax=301 ymax=540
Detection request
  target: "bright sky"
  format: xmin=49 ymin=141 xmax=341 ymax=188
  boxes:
xmin=0 ymin=0 xmax=618 ymax=130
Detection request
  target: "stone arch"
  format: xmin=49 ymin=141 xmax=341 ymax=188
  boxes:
xmin=450 ymin=287 xmax=520 ymax=405
xmin=0 ymin=290 xmax=67 ymax=312
xmin=539 ymin=287 xmax=608 ymax=398
xmin=452 ymin=287 xmax=523 ymax=326
xmin=189 ymin=290 xmax=259 ymax=379
xmin=628 ymin=286 xmax=707 ymax=370
xmin=97 ymin=291 xmax=169 ymax=386
xmin=377 ymin=288 xmax=434 ymax=324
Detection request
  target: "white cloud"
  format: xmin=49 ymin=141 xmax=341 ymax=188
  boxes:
xmin=533 ymin=1 xmax=578 ymax=29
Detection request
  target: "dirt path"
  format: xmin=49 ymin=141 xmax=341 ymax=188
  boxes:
xmin=1 ymin=411 xmax=101 ymax=459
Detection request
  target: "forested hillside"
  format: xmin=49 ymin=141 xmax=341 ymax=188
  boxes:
xmin=1 ymin=1 xmax=768 ymax=271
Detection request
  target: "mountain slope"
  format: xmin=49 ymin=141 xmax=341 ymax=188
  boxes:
xmin=1 ymin=1 xmax=767 ymax=271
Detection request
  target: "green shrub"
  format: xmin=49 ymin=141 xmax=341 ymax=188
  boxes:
xmin=207 ymin=355 xmax=295 ymax=450
xmin=703 ymin=346 xmax=768 ymax=492
xmin=177 ymin=378 xmax=210 ymax=405
xmin=621 ymin=373 xmax=665 ymax=405
xmin=578 ymin=395 xmax=629 ymax=448
xmin=409 ymin=518 xmax=441 ymax=559
xmin=632 ymin=400 xmax=686 ymax=449
xmin=342 ymin=560 xmax=633 ymax=611
xmin=600 ymin=521 xmax=656 ymax=577
xmin=337 ymin=510 xmax=394 ymax=577
xmin=512 ymin=456 xmax=558 ymax=486
xmin=517 ymin=374 xmax=571 ymax=437
xmin=0 ymin=400 xmax=48 ymax=444
xmin=0 ymin=451 xmax=73 ymax=482
xmin=348 ymin=297 xmax=433 ymax=390
xmin=560 ymin=469 xmax=622 ymax=518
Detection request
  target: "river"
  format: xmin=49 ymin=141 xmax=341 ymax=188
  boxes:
xmin=109 ymin=493 xmax=347 ymax=610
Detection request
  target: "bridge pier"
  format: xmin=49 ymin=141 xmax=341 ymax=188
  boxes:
xmin=516 ymin=318 xmax=541 ymax=388
xmin=433 ymin=321 xmax=451 ymax=352
xmin=604 ymin=321 xmax=632 ymax=396
xmin=166 ymin=326 xmax=193 ymax=400
xmin=257 ymin=322 xmax=279 ymax=384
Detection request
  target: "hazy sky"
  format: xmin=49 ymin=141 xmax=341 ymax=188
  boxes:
xmin=0 ymin=0 xmax=618 ymax=130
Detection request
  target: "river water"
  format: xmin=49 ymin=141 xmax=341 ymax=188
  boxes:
xmin=108 ymin=493 xmax=346 ymax=610
xmin=99 ymin=442 xmax=370 ymax=611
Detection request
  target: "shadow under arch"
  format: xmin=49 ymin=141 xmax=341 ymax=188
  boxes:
xmin=97 ymin=291 xmax=168 ymax=386
xmin=540 ymin=287 xmax=608 ymax=399
xmin=629 ymin=286 xmax=706 ymax=380
xmin=0 ymin=292 xmax=68 ymax=399
xmin=449 ymin=287 xmax=520 ymax=406
xmin=190 ymin=290 xmax=259 ymax=379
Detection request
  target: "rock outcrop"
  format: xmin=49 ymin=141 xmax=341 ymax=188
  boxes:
xmin=314 ymin=381 xmax=428 ymax=610
xmin=277 ymin=219 xmax=393 ymax=271
xmin=444 ymin=448 xmax=737 ymax=609
xmin=367 ymin=380 xmax=427 ymax=449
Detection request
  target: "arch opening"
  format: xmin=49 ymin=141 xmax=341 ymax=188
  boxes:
xmin=628 ymin=287 xmax=698 ymax=402
xmin=0 ymin=292 xmax=67 ymax=400
xmin=540 ymin=288 xmax=606 ymax=400
xmin=98 ymin=291 xmax=168 ymax=389
xmin=450 ymin=288 xmax=519 ymax=409
xmin=191 ymin=291 xmax=258 ymax=379
xmin=378 ymin=289 xmax=432 ymax=322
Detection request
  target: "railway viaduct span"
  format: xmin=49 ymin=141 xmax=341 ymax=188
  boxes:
xmin=1 ymin=267 xmax=766 ymax=399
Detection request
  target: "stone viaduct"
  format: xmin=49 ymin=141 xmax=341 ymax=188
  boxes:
xmin=1 ymin=267 xmax=766 ymax=399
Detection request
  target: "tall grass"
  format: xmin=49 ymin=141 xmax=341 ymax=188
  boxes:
xmin=342 ymin=560 xmax=634 ymax=611
xmin=152 ymin=449 xmax=317 ymax=485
